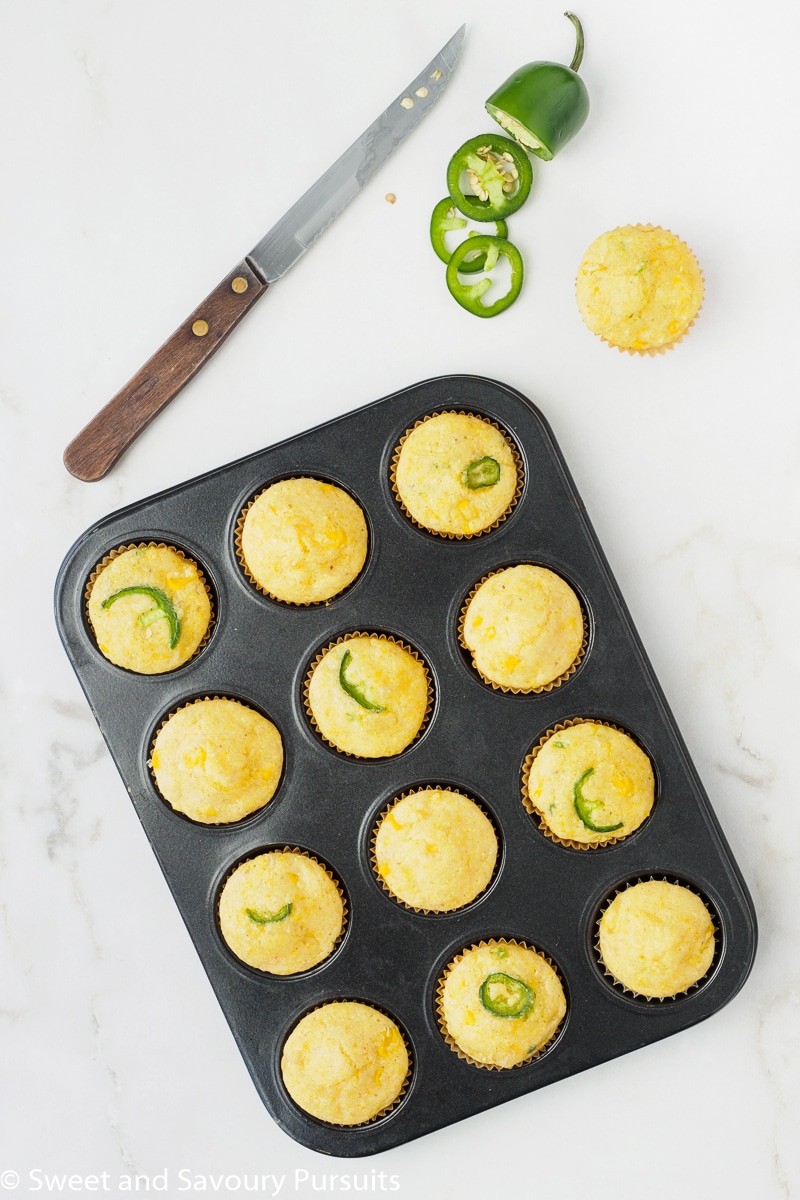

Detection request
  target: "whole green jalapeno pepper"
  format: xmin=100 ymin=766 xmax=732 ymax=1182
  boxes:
xmin=485 ymin=12 xmax=589 ymax=161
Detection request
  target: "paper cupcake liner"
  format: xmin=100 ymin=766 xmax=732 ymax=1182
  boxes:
xmin=369 ymin=785 xmax=501 ymax=915
xmin=576 ymin=224 xmax=704 ymax=357
xmin=458 ymin=567 xmax=588 ymax=694
xmin=520 ymin=718 xmax=649 ymax=850
xmin=234 ymin=479 xmax=367 ymax=607
xmin=216 ymin=845 xmax=349 ymax=975
xmin=302 ymin=632 xmax=434 ymax=760
xmin=435 ymin=938 xmax=567 ymax=1071
xmin=147 ymin=694 xmax=282 ymax=825
xmin=593 ymin=875 xmax=719 ymax=1003
xmin=281 ymin=998 xmax=413 ymax=1127
xmin=85 ymin=541 xmax=215 ymax=667
xmin=389 ymin=410 xmax=524 ymax=539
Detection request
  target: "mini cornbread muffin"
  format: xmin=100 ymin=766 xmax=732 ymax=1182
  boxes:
xmin=598 ymin=880 xmax=716 ymax=998
xmin=525 ymin=721 xmax=654 ymax=845
xmin=239 ymin=478 xmax=368 ymax=604
xmin=306 ymin=636 xmax=429 ymax=758
xmin=462 ymin=564 xmax=584 ymax=691
xmin=87 ymin=544 xmax=212 ymax=674
xmin=281 ymin=1001 xmax=409 ymax=1125
xmin=576 ymin=224 xmax=703 ymax=354
xmin=373 ymin=788 xmax=498 ymax=911
xmin=393 ymin=411 xmax=518 ymax=537
xmin=218 ymin=850 xmax=344 ymax=975
xmin=439 ymin=941 xmax=566 ymax=1069
xmin=151 ymin=698 xmax=283 ymax=824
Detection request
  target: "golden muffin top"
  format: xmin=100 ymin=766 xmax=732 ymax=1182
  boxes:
xmin=151 ymin=698 xmax=283 ymax=825
xmin=281 ymin=1001 xmax=409 ymax=1125
xmin=439 ymin=942 xmax=566 ymax=1069
xmin=87 ymin=544 xmax=212 ymax=674
xmin=525 ymin=721 xmax=654 ymax=845
xmin=306 ymin=636 xmax=429 ymax=758
xmin=218 ymin=851 xmax=344 ymax=975
xmin=374 ymin=788 xmax=498 ymax=911
xmin=598 ymin=880 xmax=715 ymax=998
xmin=239 ymin=477 xmax=368 ymax=604
xmin=462 ymin=564 xmax=584 ymax=691
xmin=394 ymin=412 xmax=518 ymax=537
xmin=576 ymin=225 xmax=703 ymax=352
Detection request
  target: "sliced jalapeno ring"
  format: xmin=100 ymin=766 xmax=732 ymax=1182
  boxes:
xmin=101 ymin=585 xmax=181 ymax=649
xmin=245 ymin=902 xmax=292 ymax=925
xmin=479 ymin=972 xmax=534 ymax=1018
xmin=430 ymin=198 xmax=508 ymax=273
xmin=446 ymin=134 xmax=533 ymax=222
xmin=463 ymin=456 xmax=501 ymax=490
xmin=445 ymin=235 xmax=524 ymax=318
xmin=573 ymin=766 xmax=623 ymax=833
xmin=338 ymin=648 xmax=386 ymax=712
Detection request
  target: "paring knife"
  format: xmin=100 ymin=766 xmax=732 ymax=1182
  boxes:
xmin=64 ymin=26 xmax=465 ymax=482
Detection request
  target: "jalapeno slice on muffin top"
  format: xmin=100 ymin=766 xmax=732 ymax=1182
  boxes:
xmin=479 ymin=972 xmax=534 ymax=1018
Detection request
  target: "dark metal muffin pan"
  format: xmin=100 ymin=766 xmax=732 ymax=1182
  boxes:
xmin=55 ymin=375 xmax=757 ymax=1156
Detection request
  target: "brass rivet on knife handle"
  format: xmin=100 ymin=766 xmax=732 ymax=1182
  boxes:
xmin=63 ymin=261 xmax=268 ymax=482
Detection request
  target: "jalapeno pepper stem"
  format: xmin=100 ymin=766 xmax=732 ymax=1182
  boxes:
xmin=564 ymin=12 xmax=584 ymax=73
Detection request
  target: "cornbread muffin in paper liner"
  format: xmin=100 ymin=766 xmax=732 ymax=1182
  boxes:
xmin=575 ymin=224 xmax=703 ymax=355
xmin=86 ymin=543 xmax=213 ymax=674
xmin=150 ymin=696 xmax=283 ymax=824
xmin=371 ymin=787 xmax=499 ymax=913
xmin=390 ymin=410 xmax=523 ymax=538
xmin=521 ymin=718 xmax=655 ymax=849
xmin=235 ymin=477 xmax=368 ymax=605
xmin=281 ymin=1000 xmax=411 ymax=1126
xmin=217 ymin=847 xmax=346 ymax=975
xmin=304 ymin=633 xmax=432 ymax=759
xmin=596 ymin=879 xmax=717 ymax=1001
xmin=459 ymin=564 xmax=586 ymax=693
xmin=436 ymin=939 xmax=567 ymax=1070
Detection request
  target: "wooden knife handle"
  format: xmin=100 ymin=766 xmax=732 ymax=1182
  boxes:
xmin=63 ymin=260 xmax=268 ymax=481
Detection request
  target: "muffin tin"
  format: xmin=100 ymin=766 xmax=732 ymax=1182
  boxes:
xmin=55 ymin=375 xmax=757 ymax=1156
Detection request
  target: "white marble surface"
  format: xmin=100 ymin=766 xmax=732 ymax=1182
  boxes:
xmin=1 ymin=0 xmax=798 ymax=1195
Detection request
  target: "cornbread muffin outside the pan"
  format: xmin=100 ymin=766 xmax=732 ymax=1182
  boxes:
xmin=575 ymin=224 xmax=703 ymax=353
xmin=440 ymin=942 xmax=566 ymax=1069
xmin=526 ymin=721 xmax=654 ymax=845
xmin=281 ymin=1001 xmax=409 ymax=1125
xmin=150 ymin=698 xmax=283 ymax=824
xmin=598 ymin=880 xmax=716 ymax=998
xmin=87 ymin=545 xmax=212 ymax=674
xmin=307 ymin=637 xmax=429 ymax=758
xmin=239 ymin=477 xmax=368 ymax=604
xmin=374 ymin=789 xmax=498 ymax=911
xmin=394 ymin=411 xmax=518 ymax=537
xmin=462 ymin=564 xmax=584 ymax=691
xmin=218 ymin=851 xmax=344 ymax=975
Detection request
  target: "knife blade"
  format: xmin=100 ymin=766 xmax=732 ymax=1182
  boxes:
xmin=63 ymin=26 xmax=465 ymax=482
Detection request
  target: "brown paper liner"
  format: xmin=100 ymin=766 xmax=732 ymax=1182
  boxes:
xmin=234 ymin=479 xmax=367 ymax=607
xmin=389 ymin=410 xmax=524 ymax=539
xmin=369 ymin=786 xmax=500 ymax=915
xmin=281 ymin=998 xmax=413 ymax=1127
xmin=216 ymin=845 xmax=348 ymax=975
xmin=85 ymin=541 xmax=215 ymax=668
xmin=458 ymin=566 xmax=587 ymax=694
xmin=576 ymin=224 xmax=704 ymax=357
xmin=147 ymin=695 xmax=282 ymax=825
xmin=435 ymin=938 xmax=567 ymax=1071
xmin=521 ymin=718 xmax=647 ymax=850
xmin=302 ymin=632 xmax=434 ymax=760
xmin=593 ymin=876 xmax=719 ymax=1003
